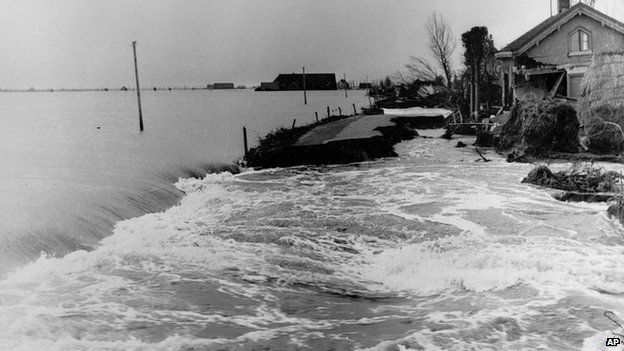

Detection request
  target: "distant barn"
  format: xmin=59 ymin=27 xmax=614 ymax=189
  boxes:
xmin=272 ymin=73 xmax=337 ymax=90
xmin=212 ymin=83 xmax=235 ymax=89
xmin=255 ymin=82 xmax=279 ymax=91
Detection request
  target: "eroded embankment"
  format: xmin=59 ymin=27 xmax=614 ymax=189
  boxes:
xmin=244 ymin=114 xmax=445 ymax=168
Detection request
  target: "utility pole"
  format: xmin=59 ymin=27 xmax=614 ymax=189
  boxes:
xmin=132 ymin=41 xmax=144 ymax=132
xmin=343 ymin=73 xmax=348 ymax=98
xmin=243 ymin=126 xmax=248 ymax=155
xmin=302 ymin=66 xmax=307 ymax=105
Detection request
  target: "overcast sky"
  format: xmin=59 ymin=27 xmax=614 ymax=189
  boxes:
xmin=1 ymin=0 xmax=622 ymax=89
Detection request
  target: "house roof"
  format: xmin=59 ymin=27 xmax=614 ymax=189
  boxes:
xmin=273 ymin=73 xmax=337 ymax=90
xmin=498 ymin=2 xmax=624 ymax=56
xmin=275 ymin=73 xmax=336 ymax=79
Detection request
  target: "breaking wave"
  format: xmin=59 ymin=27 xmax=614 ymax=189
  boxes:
xmin=0 ymin=162 xmax=240 ymax=275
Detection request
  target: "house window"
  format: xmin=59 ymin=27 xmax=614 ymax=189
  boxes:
xmin=569 ymin=28 xmax=591 ymax=54
xmin=579 ymin=31 xmax=590 ymax=51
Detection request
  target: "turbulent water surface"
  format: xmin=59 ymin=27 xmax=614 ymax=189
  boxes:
xmin=0 ymin=91 xmax=623 ymax=350
xmin=0 ymin=89 xmax=368 ymax=272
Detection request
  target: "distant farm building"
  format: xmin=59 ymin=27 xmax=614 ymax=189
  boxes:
xmin=212 ymin=83 xmax=235 ymax=89
xmin=359 ymin=82 xmax=373 ymax=89
xmin=273 ymin=73 xmax=337 ymax=90
xmin=255 ymin=82 xmax=279 ymax=91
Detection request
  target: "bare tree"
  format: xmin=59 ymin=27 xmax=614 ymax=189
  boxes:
xmin=404 ymin=13 xmax=456 ymax=89
xmin=404 ymin=56 xmax=441 ymax=82
xmin=579 ymin=0 xmax=596 ymax=7
xmin=426 ymin=13 xmax=456 ymax=90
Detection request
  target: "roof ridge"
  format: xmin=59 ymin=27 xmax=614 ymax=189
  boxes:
xmin=498 ymin=2 xmax=624 ymax=55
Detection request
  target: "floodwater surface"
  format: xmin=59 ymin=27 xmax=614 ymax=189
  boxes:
xmin=1 ymin=116 xmax=623 ymax=349
xmin=0 ymin=126 xmax=624 ymax=350
xmin=0 ymin=89 xmax=369 ymax=272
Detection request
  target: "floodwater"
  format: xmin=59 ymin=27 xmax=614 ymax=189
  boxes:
xmin=0 ymin=91 xmax=623 ymax=350
xmin=0 ymin=89 xmax=368 ymax=271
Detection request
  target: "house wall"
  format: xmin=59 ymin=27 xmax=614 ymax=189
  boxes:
xmin=498 ymin=13 xmax=624 ymax=101
xmin=497 ymin=58 xmax=515 ymax=104
xmin=567 ymin=74 xmax=584 ymax=98
xmin=515 ymin=84 xmax=547 ymax=101
xmin=525 ymin=14 xmax=624 ymax=66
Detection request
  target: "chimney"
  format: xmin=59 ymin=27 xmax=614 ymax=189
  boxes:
xmin=558 ymin=0 xmax=570 ymax=13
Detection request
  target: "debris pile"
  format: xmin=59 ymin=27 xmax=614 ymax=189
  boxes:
xmin=497 ymin=98 xmax=579 ymax=160
xmin=475 ymin=129 xmax=495 ymax=147
xmin=368 ymin=80 xmax=451 ymax=110
xmin=523 ymin=164 xmax=619 ymax=192
xmin=522 ymin=163 xmax=622 ymax=202
xmin=607 ymin=199 xmax=624 ymax=224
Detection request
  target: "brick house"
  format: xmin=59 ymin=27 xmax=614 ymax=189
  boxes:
xmin=495 ymin=0 xmax=624 ymax=105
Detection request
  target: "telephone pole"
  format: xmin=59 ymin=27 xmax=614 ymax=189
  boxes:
xmin=132 ymin=41 xmax=144 ymax=132
xmin=302 ymin=66 xmax=307 ymax=105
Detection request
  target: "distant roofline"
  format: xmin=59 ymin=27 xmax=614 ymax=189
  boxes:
xmin=276 ymin=73 xmax=336 ymax=76
xmin=496 ymin=2 xmax=624 ymax=58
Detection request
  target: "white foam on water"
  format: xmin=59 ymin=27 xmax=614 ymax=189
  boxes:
xmin=2 ymin=133 xmax=624 ymax=349
xmin=352 ymin=137 xmax=624 ymax=349
xmin=0 ymin=166 xmax=418 ymax=347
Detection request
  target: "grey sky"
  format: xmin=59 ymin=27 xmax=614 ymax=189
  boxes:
xmin=1 ymin=0 xmax=622 ymax=89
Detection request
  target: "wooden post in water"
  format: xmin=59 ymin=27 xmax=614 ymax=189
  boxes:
xmin=132 ymin=41 xmax=144 ymax=132
xmin=315 ymin=112 xmax=319 ymax=122
xmin=352 ymin=103 xmax=357 ymax=115
xmin=302 ymin=66 xmax=307 ymax=105
xmin=338 ymin=107 xmax=342 ymax=116
xmin=292 ymin=118 xmax=297 ymax=129
xmin=243 ymin=126 xmax=248 ymax=155
xmin=327 ymin=106 xmax=330 ymax=118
